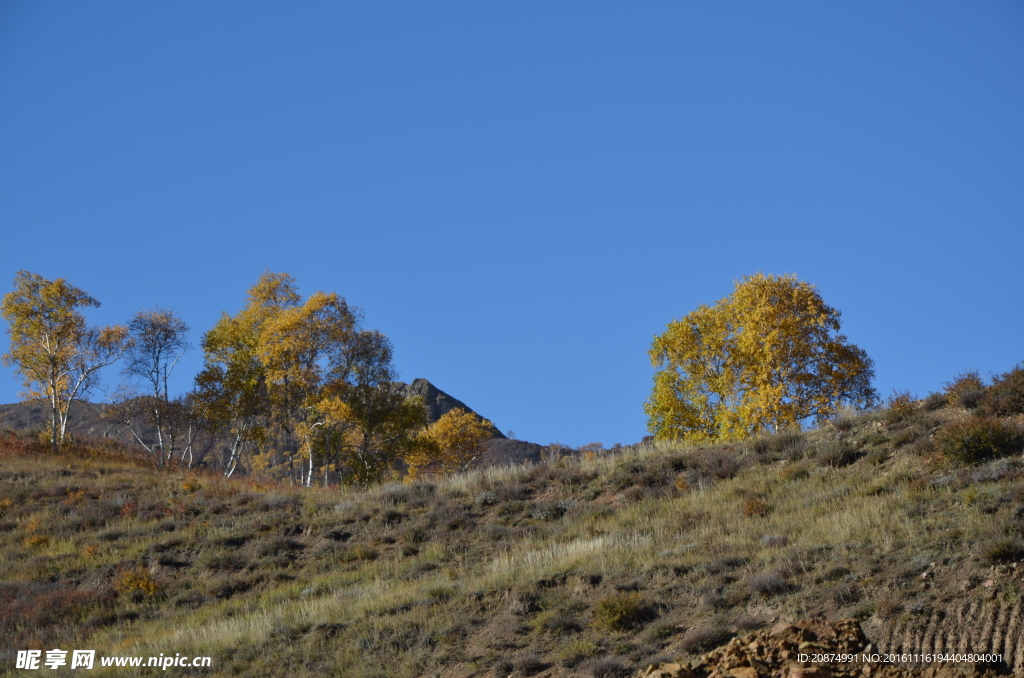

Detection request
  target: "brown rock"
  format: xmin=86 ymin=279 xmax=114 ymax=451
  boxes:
xmin=788 ymin=668 xmax=833 ymax=678
xmin=771 ymin=623 xmax=800 ymax=638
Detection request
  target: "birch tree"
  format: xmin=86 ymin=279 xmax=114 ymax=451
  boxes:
xmin=108 ymin=309 xmax=194 ymax=468
xmin=196 ymin=271 xmax=425 ymax=483
xmin=1 ymin=271 xmax=130 ymax=453
xmin=406 ymin=407 xmax=494 ymax=479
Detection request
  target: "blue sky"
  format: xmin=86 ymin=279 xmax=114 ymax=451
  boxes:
xmin=1 ymin=2 xmax=1022 ymax=447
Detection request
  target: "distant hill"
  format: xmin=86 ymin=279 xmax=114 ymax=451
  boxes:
xmin=0 ymin=378 xmax=546 ymax=467
xmin=0 ymin=400 xmax=125 ymax=439
xmin=392 ymin=378 xmax=546 ymax=466
xmin=392 ymin=378 xmax=506 ymax=438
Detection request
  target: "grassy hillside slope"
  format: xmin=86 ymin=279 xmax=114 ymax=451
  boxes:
xmin=2 ymin=391 xmax=1024 ymax=677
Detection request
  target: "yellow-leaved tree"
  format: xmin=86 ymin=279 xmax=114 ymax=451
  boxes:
xmin=645 ymin=273 xmax=876 ymax=442
xmin=1 ymin=271 xmax=130 ymax=454
xmin=406 ymin=407 xmax=494 ymax=479
xmin=196 ymin=271 xmax=425 ymax=483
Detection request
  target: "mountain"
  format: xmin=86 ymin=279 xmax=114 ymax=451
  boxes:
xmin=393 ymin=378 xmax=545 ymax=467
xmin=393 ymin=378 xmax=506 ymax=438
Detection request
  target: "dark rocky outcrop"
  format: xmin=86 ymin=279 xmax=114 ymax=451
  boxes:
xmin=393 ymin=378 xmax=506 ymax=439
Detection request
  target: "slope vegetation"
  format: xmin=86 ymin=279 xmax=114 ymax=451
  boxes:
xmin=2 ymin=392 xmax=1024 ymax=677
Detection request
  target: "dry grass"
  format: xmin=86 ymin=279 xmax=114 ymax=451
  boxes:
xmin=2 ymin=398 xmax=1024 ymax=677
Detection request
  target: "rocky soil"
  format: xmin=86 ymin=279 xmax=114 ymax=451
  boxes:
xmin=635 ymin=619 xmax=1012 ymax=678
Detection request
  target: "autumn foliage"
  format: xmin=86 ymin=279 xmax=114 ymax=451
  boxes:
xmin=195 ymin=272 xmax=426 ymax=484
xmin=646 ymin=273 xmax=877 ymax=442
xmin=406 ymin=407 xmax=494 ymax=479
xmin=1 ymin=271 xmax=130 ymax=454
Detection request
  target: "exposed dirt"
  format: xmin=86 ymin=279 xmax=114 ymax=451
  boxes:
xmin=635 ymin=618 xmax=1013 ymax=678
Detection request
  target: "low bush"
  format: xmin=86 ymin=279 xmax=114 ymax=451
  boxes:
xmin=936 ymin=417 xmax=1024 ymax=465
xmin=769 ymin=431 xmax=805 ymax=454
xmin=693 ymin=447 xmax=744 ymax=479
xmin=922 ymin=392 xmax=947 ymax=410
xmin=592 ymin=594 xmax=654 ymax=631
xmin=983 ymin=538 xmax=1024 ymax=563
xmin=679 ymin=626 xmax=733 ymax=654
xmin=113 ymin=567 xmax=160 ymax=597
xmin=815 ymin=441 xmax=861 ymax=467
xmin=513 ymin=654 xmax=548 ymax=676
xmin=590 ymin=657 xmax=629 ymax=678
xmin=741 ymin=497 xmax=771 ymax=518
xmin=532 ymin=611 xmax=581 ymax=636
xmin=980 ymin=364 xmax=1024 ymax=417
xmin=944 ymin=371 xmax=985 ymax=407
xmin=779 ymin=463 xmax=810 ymax=481
xmin=748 ymin=571 xmax=792 ymax=596
xmin=531 ymin=500 xmax=573 ymax=521
xmin=475 ymin=491 xmax=497 ymax=507
xmin=885 ymin=390 xmax=917 ymax=423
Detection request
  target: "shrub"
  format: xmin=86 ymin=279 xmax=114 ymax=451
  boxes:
xmin=742 ymin=497 xmax=771 ymax=518
xmin=936 ymin=417 xmax=1024 ymax=465
xmin=679 ymin=626 xmax=733 ymax=654
xmin=747 ymin=571 xmax=792 ymax=596
xmin=513 ymin=654 xmax=547 ymax=676
xmin=590 ymin=657 xmax=629 ymax=678
xmin=885 ymin=390 xmax=917 ymax=423
xmin=832 ymin=415 xmax=856 ymax=432
xmin=592 ymin=594 xmax=653 ymax=631
xmin=815 ymin=441 xmax=861 ymax=467
xmin=980 ymin=365 xmax=1024 ymax=417
xmin=693 ymin=447 xmax=744 ymax=479
xmin=922 ymin=392 xmax=947 ymax=411
xmin=779 ymin=463 xmax=810 ymax=481
xmin=768 ymin=431 xmax=806 ymax=455
xmin=556 ymin=639 xmax=601 ymax=668
xmin=23 ymin=534 xmax=50 ymax=548
xmin=533 ymin=611 xmax=581 ymax=636
xmin=531 ymin=500 xmax=573 ymax=521
xmin=257 ymin=538 xmax=304 ymax=558
xmin=113 ymin=567 xmax=160 ymax=597
xmin=958 ymin=389 xmax=986 ymax=410
xmin=983 ymin=538 xmax=1024 ymax=563
xmin=622 ymin=486 xmax=648 ymax=503
xmin=944 ymin=371 xmax=985 ymax=407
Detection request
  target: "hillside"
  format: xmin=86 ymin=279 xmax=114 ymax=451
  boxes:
xmin=2 ymin=389 xmax=1024 ymax=677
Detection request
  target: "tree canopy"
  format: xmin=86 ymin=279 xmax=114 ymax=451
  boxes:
xmin=406 ymin=407 xmax=494 ymax=479
xmin=195 ymin=271 xmax=425 ymax=483
xmin=645 ymin=273 xmax=877 ymax=442
xmin=1 ymin=271 xmax=130 ymax=453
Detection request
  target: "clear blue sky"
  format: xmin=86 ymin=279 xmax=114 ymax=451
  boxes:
xmin=1 ymin=2 xmax=1022 ymax=447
